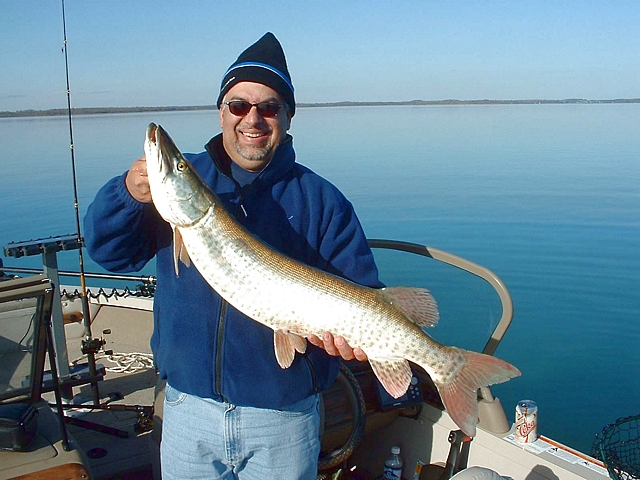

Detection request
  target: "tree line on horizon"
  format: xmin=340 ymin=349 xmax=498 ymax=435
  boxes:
xmin=2 ymin=98 xmax=639 ymax=118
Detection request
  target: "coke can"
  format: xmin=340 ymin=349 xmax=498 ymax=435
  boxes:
xmin=515 ymin=400 xmax=538 ymax=443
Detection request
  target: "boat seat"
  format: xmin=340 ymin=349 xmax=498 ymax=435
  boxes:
xmin=0 ymin=275 xmax=91 ymax=479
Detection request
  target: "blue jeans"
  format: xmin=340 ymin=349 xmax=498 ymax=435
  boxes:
xmin=160 ymin=384 xmax=321 ymax=479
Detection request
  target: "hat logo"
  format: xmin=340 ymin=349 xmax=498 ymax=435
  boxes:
xmin=220 ymin=76 xmax=236 ymax=93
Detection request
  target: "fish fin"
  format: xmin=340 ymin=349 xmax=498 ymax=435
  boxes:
xmin=433 ymin=348 xmax=521 ymax=437
xmin=274 ymin=330 xmax=307 ymax=369
xmin=180 ymin=243 xmax=191 ymax=268
xmin=289 ymin=332 xmax=307 ymax=354
xmin=380 ymin=287 xmax=439 ymax=328
xmin=172 ymin=228 xmax=191 ymax=275
xmin=369 ymin=357 xmax=413 ymax=399
xmin=172 ymin=228 xmax=181 ymax=275
xmin=176 ymin=229 xmax=191 ymax=267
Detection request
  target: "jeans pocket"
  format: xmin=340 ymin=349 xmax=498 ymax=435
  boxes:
xmin=164 ymin=383 xmax=187 ymax=406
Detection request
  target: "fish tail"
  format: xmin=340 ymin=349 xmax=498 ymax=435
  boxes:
xmin=432 ymin=348 xmax=521 ymax=437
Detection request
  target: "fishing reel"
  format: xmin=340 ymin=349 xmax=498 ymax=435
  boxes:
xmin=81 ymin=329 xmax=111 ymax=356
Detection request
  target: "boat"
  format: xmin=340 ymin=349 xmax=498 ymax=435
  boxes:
xmin=2 ymin=234 xmax=633 ymax=480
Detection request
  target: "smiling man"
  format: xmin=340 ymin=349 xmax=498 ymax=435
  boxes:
xmin=220 ymin=82 xmax=290 ymax=170
xmin=84 ymin=32 xmax=382 ymax=479
xmin=217 ymin=40 xmax=293 ymax=170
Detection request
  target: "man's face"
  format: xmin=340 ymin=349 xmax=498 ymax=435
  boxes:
xmin=220 ymin=82 xmax=291 ymax=172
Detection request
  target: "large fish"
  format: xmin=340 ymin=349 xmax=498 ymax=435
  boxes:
xmin=144 ymin=123 xmax=520 ymax=436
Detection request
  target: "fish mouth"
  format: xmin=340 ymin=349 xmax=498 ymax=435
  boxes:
xmin=158 ymin=126 xmax=182 ymax=162
xmin=147 ymin=123 xmax=181 ymax=175
xmin=146 ymin=122 xmax=158 ymax=144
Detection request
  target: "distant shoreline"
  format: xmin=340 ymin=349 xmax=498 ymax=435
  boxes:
xmin=1 ymin=98 xmax=639 ymax=118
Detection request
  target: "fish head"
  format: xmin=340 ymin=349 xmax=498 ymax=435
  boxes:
xmin=144 ymin=123 xmax=211 ymax=227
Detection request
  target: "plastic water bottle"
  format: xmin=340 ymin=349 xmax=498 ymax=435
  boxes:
xmin=383 ymin=445 xmax=403 ymax=480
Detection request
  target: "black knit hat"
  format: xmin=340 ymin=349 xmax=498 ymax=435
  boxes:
xmin=217 ymin=32 xmax=295 ymax=116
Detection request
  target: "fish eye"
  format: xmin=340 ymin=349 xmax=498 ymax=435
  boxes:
xmin=177 ymin=161 xmax=187 ymax=172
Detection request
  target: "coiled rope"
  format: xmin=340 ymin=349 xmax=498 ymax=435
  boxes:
xmin=72 ymin=351 xmax=154 ymax=374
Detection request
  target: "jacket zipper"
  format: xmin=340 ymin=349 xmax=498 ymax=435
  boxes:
xmin=215 ymin=300 xmax=229 ymax=402
xmin=303 ymin=355 xmax=319 ymax=394
xmin=210 ymin=151 xmax=270 ymax=399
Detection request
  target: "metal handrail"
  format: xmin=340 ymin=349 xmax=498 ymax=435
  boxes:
xmin=0 ymin=266 xmax=156 ymax=285
xmin=367 ymin=239 xmax=514 ymax=357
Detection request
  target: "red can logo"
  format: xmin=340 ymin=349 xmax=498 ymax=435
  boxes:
xmin=515 ymin=400 xmax=538 ymax=443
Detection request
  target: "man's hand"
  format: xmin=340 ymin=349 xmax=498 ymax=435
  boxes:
xmin=125 ymin=156 xmax=152 ymax=203
xmin=307 ymin=332 xmax=368 ymax=362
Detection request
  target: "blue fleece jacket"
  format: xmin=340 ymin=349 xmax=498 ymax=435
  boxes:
xmin=84 ymin=133 xmax=382 ymax=409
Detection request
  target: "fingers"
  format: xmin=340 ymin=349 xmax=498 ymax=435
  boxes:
xmin=321 ymin=332 xmax=342 ymax=357
xmin=131 ymin=155 xmax=147 ymax=172
xmin=308 ymin=331 xmax=368 ymax=362
xmin=352 ymin=347 xmax=368 ymax=362
xmin=125 ymin=155 xmax=152 ymax=203
xmin=332 ymin=334 xmax=355 ymax=360
xmin=306 ymin=334 xmax=324 ymax=349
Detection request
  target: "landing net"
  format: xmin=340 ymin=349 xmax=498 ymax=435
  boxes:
xmin=592 ymin=414 xmax=640 ymax=480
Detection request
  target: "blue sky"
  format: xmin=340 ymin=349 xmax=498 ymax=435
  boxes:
xmin=1 ymin=1 xmax=638 ymax=111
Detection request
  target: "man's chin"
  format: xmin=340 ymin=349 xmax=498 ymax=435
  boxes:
xmin=237 ymin=145 xmax=271 ymax=162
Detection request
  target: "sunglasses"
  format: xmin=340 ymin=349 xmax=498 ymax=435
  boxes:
xmin=223 ymin=101 xmax=286 ymax=118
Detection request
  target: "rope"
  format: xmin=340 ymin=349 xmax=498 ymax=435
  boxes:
xmin=72 ymin=351 xmax=154 ymax=374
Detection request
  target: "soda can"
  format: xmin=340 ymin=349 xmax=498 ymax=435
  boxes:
xmin=515 ymin=399 xmax=538 ymax=443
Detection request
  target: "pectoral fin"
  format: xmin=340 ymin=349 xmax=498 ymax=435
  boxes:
xmin=274 ymin=329 xmax=308 ymax=369
xmin=172 ymin=228 xmax=191 ymax=275
xmin=369 ymin=357 xmax=413 ymax=399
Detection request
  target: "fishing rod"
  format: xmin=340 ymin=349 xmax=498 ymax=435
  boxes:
xmin=57 ymin=4 xmax=157 ymax=435
xmin=60 ymin=0 xmax=101 ymax=404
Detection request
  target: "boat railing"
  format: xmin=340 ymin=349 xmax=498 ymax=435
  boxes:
xmin=3 ymin=239 xmax=514 ymax=355
xmin=3 ymin=238 xmax=514 ymax=355
xmin=368 ymin=239 xmax=515 ymax=432
xmin=367 ymin=239 xmax=514 ymax=357
xmin=0 ymin=266 xmax=156 ymax=299
xmin=0 ymin=266 xmax=156 ymax=286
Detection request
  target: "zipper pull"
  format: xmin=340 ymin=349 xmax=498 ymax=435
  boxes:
xmin=240 ymin=204 xmax=248 ymax=218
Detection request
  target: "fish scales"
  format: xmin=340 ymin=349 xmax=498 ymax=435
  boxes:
xmin=144 ymin=123 xmax=521 ymax=436
xmin=182 ymin=205 xmax=405 ymax=347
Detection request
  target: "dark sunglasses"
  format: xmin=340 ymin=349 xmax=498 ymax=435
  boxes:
xmin=223 ymin=101 xmax=286 ymax=118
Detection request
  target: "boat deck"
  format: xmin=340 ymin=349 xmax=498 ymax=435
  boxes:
xmin=54 ymin=296 xmax=159 ymax=480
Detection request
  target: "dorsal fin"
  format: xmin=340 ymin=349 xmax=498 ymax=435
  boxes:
xmin=380 ymin=287 xmax=439 ymax=328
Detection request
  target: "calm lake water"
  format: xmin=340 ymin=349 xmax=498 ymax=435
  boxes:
xmin=1 ymin=104 xmax=639 ymax=454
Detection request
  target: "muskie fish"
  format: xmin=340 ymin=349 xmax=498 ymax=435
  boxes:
xmin=144 ymin=123 xmax=520 ymax=436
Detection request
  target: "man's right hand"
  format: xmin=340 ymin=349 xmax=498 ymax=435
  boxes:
xmin=125 ymin=156 xmax=152 ymax=203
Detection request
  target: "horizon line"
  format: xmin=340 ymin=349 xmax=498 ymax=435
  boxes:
xmin=2 ymin=97 xmax=639 ymax=117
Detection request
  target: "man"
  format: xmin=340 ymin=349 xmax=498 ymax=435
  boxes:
xmin=84 ymin=32 xmax=382 ymax=479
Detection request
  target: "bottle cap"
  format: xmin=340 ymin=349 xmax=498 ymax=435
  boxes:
xmin=391 ymin=446 xmax=400 ymax=455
